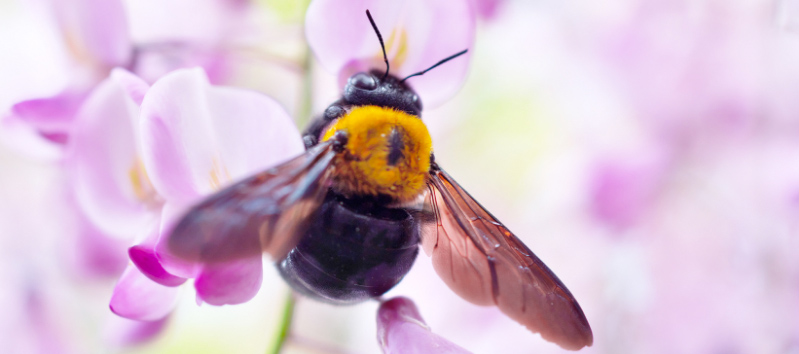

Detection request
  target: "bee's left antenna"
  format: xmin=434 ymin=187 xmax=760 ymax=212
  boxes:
xmin=366 ymin=10 xmax=390 ymax=80
xmin=400 ymin=49 xmax=469 ymax=83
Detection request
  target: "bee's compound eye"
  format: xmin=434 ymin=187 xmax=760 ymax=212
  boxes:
xmin=350 ymin=73 xmax=377 ymax=90
xmin=406 ymin=92 xmax=422 ymax=110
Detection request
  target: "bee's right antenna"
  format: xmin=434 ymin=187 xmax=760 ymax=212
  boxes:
xmin=400 ymin=49 xmax=469 ymax=83
xmin=366 ymin=10 xmax=390 ymax=80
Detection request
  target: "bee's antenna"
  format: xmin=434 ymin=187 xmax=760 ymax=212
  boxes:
xmin=366 ymin=10 xmax=390 ymax=80
xmin=400 ymin=49 xmax=469 ymax=83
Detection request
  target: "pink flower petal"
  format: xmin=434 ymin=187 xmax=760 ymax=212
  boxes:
xmin=203 ymin=85 xmax=304 ymax=178
xmin=110 ymin=265 xmax=180 ymax=321
xmin=194 ymin=255 xmax=263 ymax=306
xmin=377 ymin=297 xmax=472 ymax=354
xmin=306 ymin=0 xmax=476 ymax=107
xmin=153 ymin=201 xmax=202 ymax=279
xmin=5 ymin=89 xmax=88 ymax=153
xmin=132 ymin=44 xmax=232 ymax=85
xmin=110 ymin=68 xmax=150 ymax=106
xmin=52 ymin=0 xmax=132 ymax=67
xmin=69 ymin=75 xmax=158 ymax=238
xmin=129 ymin=244 xmax=187 ymax=287
xmin=104 ymin=314 xmax=169 ymax=346
xmin=11 ymin=90 xmax=85 ymax=128
xmin=139 ymin=68 xmax=303 ymax=206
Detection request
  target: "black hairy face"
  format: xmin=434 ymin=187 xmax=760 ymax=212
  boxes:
xmin=343 ymin=70 xmax=423 ymax=116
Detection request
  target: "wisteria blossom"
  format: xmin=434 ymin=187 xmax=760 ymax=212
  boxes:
xmin=69 ymin=67 xmax=304 ymax=322
xmin=377 ymin=297 xmax=472 ymax=354
xmin=305 ymin=0 xmax=476 ymax=108
xmin=1 ymin=0 xmax=247 ymax=160
xmin=6 ymin=0 xmax=799 ymax=352
xmin=0 ymin=0 xmax=275 ymax=347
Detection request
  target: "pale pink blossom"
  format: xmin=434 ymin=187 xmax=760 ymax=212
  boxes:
xmin=87 ymin=67 xmax=304 ymax=321
xmin=377 ymin=297 xmax=472 ymax=354
xmin=2 ymin=0 xmax=245 ymax=159
xmin=305 ymin=0 xmax=476 ymax=108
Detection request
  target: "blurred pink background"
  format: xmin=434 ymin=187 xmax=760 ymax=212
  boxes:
xmin=1 ymin=0 xmax=799 ymax=353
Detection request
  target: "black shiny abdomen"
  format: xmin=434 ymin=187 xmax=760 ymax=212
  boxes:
xmin=277 ymin=191 xmax=421 ymax=304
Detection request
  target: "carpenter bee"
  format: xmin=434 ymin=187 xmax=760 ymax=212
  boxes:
xmin=168 ymin=10 xmax=593 ymax=350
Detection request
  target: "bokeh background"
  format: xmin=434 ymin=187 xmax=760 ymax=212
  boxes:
xmin=2 ymin=0 xmax=799 ymax=353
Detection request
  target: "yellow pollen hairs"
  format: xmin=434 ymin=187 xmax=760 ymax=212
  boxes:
xmin=322 ymin=105 xmax=432 ymax=202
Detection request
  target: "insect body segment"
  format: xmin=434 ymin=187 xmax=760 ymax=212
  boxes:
xmin=321 ymin=105 xmax=432 ymax=203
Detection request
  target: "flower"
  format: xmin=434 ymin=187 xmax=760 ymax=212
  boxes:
xmin=1 ymin=0 xmax=246 ymax=160
xmin=86 ymin=67 xmax=304 ymax=321
xmin=305 ymin=0 xmax=476 ymax=108
xmin=1 ymin=0 xmax=288 ymax=342
xmin=377 ymin=297 xmax=472 ymax=354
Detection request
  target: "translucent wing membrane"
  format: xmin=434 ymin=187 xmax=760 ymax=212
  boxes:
xmin=422 ymin=165 xmax=593 ymax=350
xmin=167 ymin=141 xmax=336 ymax=263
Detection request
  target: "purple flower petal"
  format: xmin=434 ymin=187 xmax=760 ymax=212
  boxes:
xmin=194 ymin=255 xmax=263 ymax=306
xmin=104 ymin=315 xmax=169 ymax=346
xmin=132 ymin=44 xmax=233 ymax=85
xmin=377 ymin=297 xmax=472 ymax=354
xmin=139 ymin=68 xmax=303 ymax=206
xmin=69 ymin=75 xmax=159 ymax=238
xmin=6 ymin=89 xmax=88 ymax=151
xmin=52 ymin=0 xmax=132 ymax=67
xmin=129 ymin=244 xmax=188 ymax=287
xmin=110 ymin=265 xmax=180 ymax=321
xmin=306 ymin=0 xmax=476 ymax=107
xmin=11 ymin=90 xmax=85 ymax=128
xmin=152 ymin=201 xmax=202 ymax=279
xmin=110 ymin=68 xmax=150 ymax=106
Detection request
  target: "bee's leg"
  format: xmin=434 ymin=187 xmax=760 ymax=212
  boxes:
xmin=302 ymin=100 xmax=349 ymax=149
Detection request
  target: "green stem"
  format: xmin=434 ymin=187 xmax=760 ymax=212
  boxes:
xmin=267 ymin=291 xmax=296 ymax=354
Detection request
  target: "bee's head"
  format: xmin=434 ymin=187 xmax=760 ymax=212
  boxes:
xmin=344 ymin=70 xmax=422 ymax=116
xmin=343 ymin=10 xmax=468 ymax=118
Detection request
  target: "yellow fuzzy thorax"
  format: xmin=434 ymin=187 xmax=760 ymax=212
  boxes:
xmin=321 ymin=105 xmax=432 ymax=202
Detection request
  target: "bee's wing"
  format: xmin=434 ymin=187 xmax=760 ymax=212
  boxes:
xmin=167 ymin=141 xmax=336 ymax=263
xmin=422 ymin=166 xmax=593 ymax=350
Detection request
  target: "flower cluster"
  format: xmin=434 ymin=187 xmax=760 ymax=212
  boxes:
xmin=2 ymin=0 xmax=480 ymax=352
xmin=7 ymin=0 xmax=799 ymax=353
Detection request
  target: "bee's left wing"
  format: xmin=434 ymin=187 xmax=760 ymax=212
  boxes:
xmin=422 ymin=165 xmax=593 ymax=351
xmin=167 ymin=141 xmax=336 ymax=264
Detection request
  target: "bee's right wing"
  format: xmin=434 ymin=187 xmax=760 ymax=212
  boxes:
xmin=167 ymin=141 xmax=336 ymax=263
xmin=421 ymin=165 xmax=593 ymax=350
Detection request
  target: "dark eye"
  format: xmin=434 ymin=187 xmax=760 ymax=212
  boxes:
xmin=350 ymin=73 xmax=377 ymax=90
xmin=405 ymin=92 xmax=422 ymax=110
